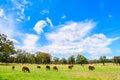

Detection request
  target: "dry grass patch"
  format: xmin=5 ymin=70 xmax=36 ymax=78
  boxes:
xmin=74 ymin=72 xmax=90 ymax=77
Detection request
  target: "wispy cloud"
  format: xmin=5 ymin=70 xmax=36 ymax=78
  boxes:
xmin=0 ymin=8 xmax=16 ymax=38
xmin=27 ymin=16 xmax=30 ymax=21
xmin=0 ymin=8 xmax=4 ymax=17
xmin=0 ymin=0 xmax=31 ymax=46
xmin=46 ymin=20 xmax=95 ymax=42
xmin=81 ymin=34 xmax=115 ymax=55
xmin=40 ymin=20 xmax=119 ymax=59
xmin=61 ymin=15 xmax=66 ymax=19
xmin=33 ymin=20 xmax=47 ymax=34
xmin=11 ymin=0 xmax=31 ymax=22
xmin=41 ymin=20 xmax=96 ymax=55
xmin=40 ymin=9 xmax=49 ymax=15
xmin=46 ymin=17 xmax=53 ymax=28
xmin=16 ymin=34 xmax=40 ymax=53
xmin=34 ymin=17 xmax=53 ymax=34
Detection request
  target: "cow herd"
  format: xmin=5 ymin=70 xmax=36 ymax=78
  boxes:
xmin=12 ymin=65 xmax=95 ymax=73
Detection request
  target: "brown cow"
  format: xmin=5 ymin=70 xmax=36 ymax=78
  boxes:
xmin=46 ymin=65 xmax=50 ymax=70
xmin=22 ymin=66 xmax=30 ymax=72
xmin=12 ymin=66 xmax=15 ymax=70
xmin=68 ymin=65 xmax=74 ymax=70
xmin=88 ymin=66 xmax=95 ymax=71
xmin=37 ymin=65 xmax=41 ymax=69
xmin=53 ymin=66 xmax=58 ymax=71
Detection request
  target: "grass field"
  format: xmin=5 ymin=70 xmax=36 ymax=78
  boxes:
xmin=0 ymin=63 xmax=120 ymax=80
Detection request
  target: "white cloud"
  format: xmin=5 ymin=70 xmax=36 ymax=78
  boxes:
xmin=61 ymin=15 xmax=66 ymax=19
xmin=81 ymin=34 xmax=114 ymax=55
xmin=33 ymin=20 xmax=47 ymax=34
xmin=0 ymin=15 xmax=15 ymax=38
xmin=10 ymin=38 xmax=20 ymax=44
xmin=11 ymin=0 xmax=31 ymax=21
xmin=16 ymin=34 xmax=40 ymax=52
xmin=0 ymin=8 xmax=4 ymax=17
xmin=0 ymin=0 xmax=39 ymax=53
xmin=27 ymin=16 xmax=30 ymax=21
xmin=40 ymin=20 xmax=119 ymax=59
xmin=33 ymin=17 xmax=54 ymax=34
xmin=46 ymin=17 xmax=53 ymax=28
xmin=40 ymin=9 xmax=49 ymax=15
xmin=0 ymin=10 xmax=22 ymax=47
xmin=23 ymin=34 xmax=39 ymax=47
xmin=16 ymin=18 xmax=21 ymax=22
xmin=46 ymin=21 xmax=95 ymax=43
xmin=106 ymin=56 xmax=113 ymax=59
xmin=41 ymin=20 xmax=96 ymax=55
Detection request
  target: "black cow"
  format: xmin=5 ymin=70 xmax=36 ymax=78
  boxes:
xmin=37 ymin=65 xmax=41 ymax=69
xmin=46 ymin=65 xmax=50 ymax=70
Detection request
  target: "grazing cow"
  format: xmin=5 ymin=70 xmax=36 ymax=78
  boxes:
xmin=22 ymin=66 xmax=30 ymax=72
xmin=12 ymin=66 xmax=15 ymax=70
xmin=37 ymin=65 xmax=41 ymax=69
xmin=53 ymin=66 xmax=58 ymax=71
xmin=68 ymin=65 xmax=74 ymax=70
xmin=46 ymin=65 xmax=50 ymax=70
xmin=89 ymin=66 xmax=95 ymax=71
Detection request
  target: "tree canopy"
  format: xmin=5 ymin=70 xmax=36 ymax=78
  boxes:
xmin=67 ymin=55 xmax=75 ymax=64
xmin=0 ymin=34 xmax=16 ymax=63
xmin=76 ymin=54 xmax=88 ymax=65
xmin=99 ymin=56 xmax=106 ymax=66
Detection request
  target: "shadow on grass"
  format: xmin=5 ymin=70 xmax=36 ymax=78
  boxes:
xmin=0 ymin=76 xmax=8 ymax=80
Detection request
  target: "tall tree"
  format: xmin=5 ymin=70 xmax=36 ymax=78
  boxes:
xmin=52 ymin=57 xmax=60 ymax=64
xmin=76 ymin=54 xmax=88 ymax=65
xmin=60 ymin=58 xmax=67 ymax=64
xmin=35 ymin=52 xmax=51 ymax=64
xmin=26 ymin=54 xmax=35 ymax=64
xmin=15 ymin=49 xmax=28 ymax=64
xmin=113 ymin=56 xmax=120 ymax=65
xmin=8 ymin=56 xmax=16 ymax=63
xmin=35 ymin=52 xmax=42 ymax=64
xmin=67 ymin=55 xmax=75 ymax=64
xmin=0 ymin=34 xmax=16 ymax=63
xmin=99 ymin=56 xmax=106 ymax=66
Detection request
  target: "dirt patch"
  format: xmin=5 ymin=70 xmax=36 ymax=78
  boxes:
xmin=74 ymin=72 xmax=90 ymax=77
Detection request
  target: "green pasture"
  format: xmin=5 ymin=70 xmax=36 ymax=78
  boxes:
xmin=0 ymin=63 xmax=120 ymax=80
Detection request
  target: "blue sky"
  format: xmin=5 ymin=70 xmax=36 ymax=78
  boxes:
xmin=0 ymin=0 xmax=120 ymax=59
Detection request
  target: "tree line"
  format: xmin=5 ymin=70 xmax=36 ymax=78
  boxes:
xmin=0 ymin=34 xmax=120 ymax=65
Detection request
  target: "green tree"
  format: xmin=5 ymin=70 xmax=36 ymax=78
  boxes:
xmin=15 ymin=49 xmax=28 ymax=64
xmin=52 ymin=57 xmax=60 ymax=64
xmin=35 ymin=52 xmax=51 ymax=64
xmin=67 ymin=55 xmax=75 ymax=64
xmin=35 ymin=52 xmax=42 ymax=64
xmin=99 ymin=56 xmax=106 ymax=66
xmin=76 ymin=54 xmax=88 ymax=65
xmin=113 ymin=56 xmax=120 ymax=65
xmin=60 ymin=58 xmax=67 ymax=64
xmin=8 ymin=56 xmax=16 ymax=63
xmin=93 ymin=59 xmax=99 ymax=64
xmin=26 ymin=54 xmax=35 ymax=64
xmin=0 ymin=34 xmax=16 ymax=63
